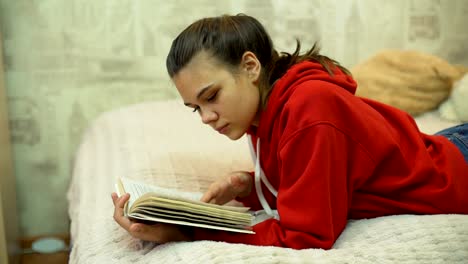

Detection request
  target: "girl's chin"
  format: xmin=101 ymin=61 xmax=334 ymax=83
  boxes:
xmin=225 ymin=130 xmax=245 ymax=141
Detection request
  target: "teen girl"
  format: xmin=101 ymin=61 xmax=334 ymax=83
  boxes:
xmin=112 ymin=14 xmax=468 ymax=249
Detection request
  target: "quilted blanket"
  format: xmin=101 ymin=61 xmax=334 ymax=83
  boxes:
xmin=67 ymin=100 xmax=468 ymax=263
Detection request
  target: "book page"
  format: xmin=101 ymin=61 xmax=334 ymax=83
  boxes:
xmin=117 ymin=178 xmax=155 ymax=209
xmin=118 ymin=177 xmax=202 ymax=208
xmin=135 ymin=197 xmax=252 ymax=218
xmin=129 ymin=213 xmax=255 ymax=234
xmin=135 ymin=205 xmax=251 ymax=225
xmin=134 ymin=207 xmax=250 ymax=227
xmin=120 ymin=177 xmax=251 ymax=213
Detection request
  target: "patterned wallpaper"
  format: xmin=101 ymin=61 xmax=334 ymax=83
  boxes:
xmin=0 ymin=0 xmax=467 ymax=236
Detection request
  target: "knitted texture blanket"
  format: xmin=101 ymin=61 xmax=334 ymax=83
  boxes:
xmin=67 ymin=101 xmax=468 ymax=263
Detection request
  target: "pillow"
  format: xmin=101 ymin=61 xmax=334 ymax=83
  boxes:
xmin=438 ymin=72 xmax=468 ymax=122
xmin=351 ymin=50 xmax=464 ymax=116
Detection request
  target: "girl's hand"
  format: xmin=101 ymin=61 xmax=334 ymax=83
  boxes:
xmin=111 ymin=192 xmax=191 ymax=243
xmin=200 ymin=171 xmax=252 ymax=205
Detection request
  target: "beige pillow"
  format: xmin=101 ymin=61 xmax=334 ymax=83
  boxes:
xmin=351 ymin=50 xmax=464 ymax=115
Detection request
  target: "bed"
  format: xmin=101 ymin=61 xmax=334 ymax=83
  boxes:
xmin=67 ymin=99 xmax=468 ymax=263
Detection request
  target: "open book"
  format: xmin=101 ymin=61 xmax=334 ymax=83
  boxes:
xmin=116 ymin=177 xmax=255 ymax=234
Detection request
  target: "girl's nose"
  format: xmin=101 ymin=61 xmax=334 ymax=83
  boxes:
xmin=201 ymin=109 xmax=218 ymax=124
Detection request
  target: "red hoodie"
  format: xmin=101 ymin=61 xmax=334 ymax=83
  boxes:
xmin=192 ymin=60 xmax=468 ymax=249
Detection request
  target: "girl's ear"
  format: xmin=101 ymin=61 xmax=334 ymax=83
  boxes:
xmin=240 ymin=51 xmax=261 ymax=82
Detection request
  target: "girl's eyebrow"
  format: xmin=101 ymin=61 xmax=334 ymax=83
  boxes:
xmin=184 ymin=83 xmax=214 ymax=106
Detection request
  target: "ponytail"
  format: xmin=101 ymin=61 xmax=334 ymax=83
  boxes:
xmin=259 ymin=40 xmax=351 ymax=108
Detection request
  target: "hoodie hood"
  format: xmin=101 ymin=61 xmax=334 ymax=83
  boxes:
xmin=255 ymin=60 xmax=357 ymax=140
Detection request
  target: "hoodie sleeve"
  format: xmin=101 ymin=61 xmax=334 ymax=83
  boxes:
xmin=192 ymin=124 xmax=373 ymax=249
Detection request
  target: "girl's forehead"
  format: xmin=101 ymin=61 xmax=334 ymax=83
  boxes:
xmin=180 ymin=55 xmax=233 ymax=81
xmin=188 ymin=52 xmax=225 ymax=70
xmin=178 ymin=61 xmax=218 ymax=83
xmin=173 ymin=61 xmax=224 ymax=93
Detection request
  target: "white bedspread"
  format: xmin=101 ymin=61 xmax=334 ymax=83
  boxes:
xmin=67 ymin=100 xmax=468 ymax=263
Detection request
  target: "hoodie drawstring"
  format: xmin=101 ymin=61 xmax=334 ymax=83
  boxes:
xmin=247 ymin=135 xmax=280 ymax=220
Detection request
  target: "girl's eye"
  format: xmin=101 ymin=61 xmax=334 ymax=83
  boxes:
xmin=207 ymin=91 xmax=218 ymax=102
xmin=192 ymin=106 xmax=200 ymax=113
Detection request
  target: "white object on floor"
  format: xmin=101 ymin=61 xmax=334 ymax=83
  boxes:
xmin=22 ymin=237 xmax=68 ymax=254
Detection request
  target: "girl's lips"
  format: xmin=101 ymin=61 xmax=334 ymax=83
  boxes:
xmin=216 ymin=124 xmax=229 ymax=134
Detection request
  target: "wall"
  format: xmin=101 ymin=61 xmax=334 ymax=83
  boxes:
xmin=0 ymin=25 xmax=20 ymax=264
xmin=0 ymin=0 xmax=467 ymax=236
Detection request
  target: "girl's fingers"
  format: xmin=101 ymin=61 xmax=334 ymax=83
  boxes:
xmin=112 ymin=193 xmax=132 ymax=230
xmin=113 ymin=197 xmax=187 ymax=243
xmin=130 ymin=222 xmax=145 ymax=233
xmin=201 ymin=184 xmax=219 ymax=203
xmin=230 ymin=174 xmax=243 ymax=188
xmin=116 ymin=193 xmax=130 ymax=208
xmin=129 ymin=222 xmax=167 ymax=242
xmin=111 ymin=193 xmax=118 ymax=205
xmin=114 ymin=214 xmax=132 ymax=230
xmin=231 ymin=173 xmax=249 ymax=188
xmin=200 ymin=191 xmax=213 ymax=203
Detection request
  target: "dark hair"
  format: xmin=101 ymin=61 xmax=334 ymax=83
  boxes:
xmin=166 ymin=14 xmax=351 ymax=108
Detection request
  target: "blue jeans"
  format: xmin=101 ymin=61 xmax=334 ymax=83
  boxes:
xmin=435 ymin=123 xmax=468 ymax=163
